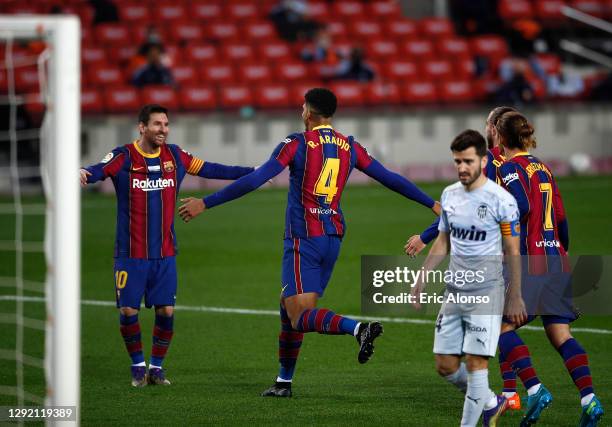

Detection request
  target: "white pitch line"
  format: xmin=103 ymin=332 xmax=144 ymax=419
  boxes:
xmin=1 ymin=295 xmax=611 ymax=334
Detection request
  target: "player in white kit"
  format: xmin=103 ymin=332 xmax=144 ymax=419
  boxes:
xmin=411 ymin=130 xmax=527 ymax=427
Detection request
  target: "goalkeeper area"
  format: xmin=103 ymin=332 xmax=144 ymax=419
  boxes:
xmin=4 ymin=178 xmax=610 ymax=424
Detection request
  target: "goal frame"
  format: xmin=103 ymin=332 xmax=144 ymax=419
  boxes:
xmin=0 ymin=15 xmax=81 ymax=420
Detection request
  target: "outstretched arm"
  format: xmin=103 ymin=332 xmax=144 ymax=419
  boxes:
xmin=405 ymin=217 xmax=440 ymax=257
xmin=80 ymin=148 xmax=125 ymax=186
xmin=178 ymin=148 xmax=254 ymax=180
xmin=362 ymin=159 xmax=438 ymax=212
xmin=178 ymin=158 xmax=285 ymax=222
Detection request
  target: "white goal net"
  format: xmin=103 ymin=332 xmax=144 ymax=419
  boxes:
xmin=0 ymin=15 xmax=80 ymax=422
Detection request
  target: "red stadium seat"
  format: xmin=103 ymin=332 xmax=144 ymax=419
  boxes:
xmin=420 ymin=18 xmax=454 ymax=39
xmin=226 ymin=3 xmax=258 ymax=21
xmin=95 ymin=23 xmax=131 ymax=46
xmin=185 ymin=45 xmax=218 ymax=63
xmin=401 ymin=40 xmax=435 ymax=61
xmin=179 ymin=85 xmax=218 ymax=110
xmin=105 ymin=86 xmax=140 ymax=113
xmin=421 ymin=60 xmax=453 ymax=81
xmin=258 ymin=42 xmax=292 ymax=61
xmin=82 ymin=46 xmax=107 ymax=66
xmin=243 ymin=22 xmax=277 ymax=42
xmin=207 ymin=23 xmax=240 ymax=42
xmin=117 ymin=3 xmax=150 ymax=22
xmin=366 ymin=40 xmax=399 ymax=60
xmin=219 ymin=85 xmax=253 ymax=108
xmin=365 ymin=82 xmax=402 ymax=105
xmin=15 ymin=66 xmax=40 ymax=93
xmin=255 ymin=84 xmax=291 ymax=108
xmin=384 ymin=60 xmax=419 ymax=81
xmin=88 ymin=65 xmax=124 ymax=86
xmin=276 ymin=62 xmax=309 ymax=82
xmin=536 ymin=53 xmax=562 ymax=75
xmin=141 ymin=86 xmax=179 ymax=110
xmin=330 ymin=82 xmax=365 ymax=107
xmin=191 ymin=2 xmax=223 ymax=21
xmin=455 ymin=58 xmax=477 ymax=79
xmin=473 ymin=78 xmax=501 ymax=101
xmin=388 ymin=19 xmax=419 ymax=39
xmin=239 ymin=63 xmax=272 ymax=83
xmin=291 ymin=81 xmax=325 ymax=105
xmin=222 ymin=43 xmax=255 ymax=62
xmin=169 ymin=24 xmax=204 ymax=43
xmin=436 ymin=37 xmax=471 ymax=61
xmin=498 ymin=0 xmax=534 ymax=20
xmin=153 ymin=4 xmax=187 ymax=21
xmin=350 ymin=21 xmax=382 ymax=40
xmin=201 ymin=63 xmax=235 ymax=85
xmin=332 ymin=1 xmax=365 ymax=18
xmin=107 ymin=46 xmax=137 ymax=64
xmin=570 ymin=0 xmax=606 ymax=17
xmin=0 ymin=70 xmax=6 ymax=94
xmin=470 ymin=35 xmax=509 ymax=61
xmin=438 ymin=80 xmax=474 ymax=103
xmin=308 ymin=2 xmax=330 ymax=16
xmin=327 ymin=21 xmax=348 ymax=39
xmin=402 ymin=82 xmax=438 ymax=104
xmin=527 ymin=77 xmax=547 ymax=100
xmin=534 ymin=0 xmax=567 ymax=22
xmin=366 ymin=1 xmax=402 ymax=19
xmin=172 ymin=64 xmax=199 ymax=86
xmin=81 ymin=88 xmax=104 ymax=114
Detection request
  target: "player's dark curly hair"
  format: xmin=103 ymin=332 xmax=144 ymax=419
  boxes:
xmin=450 ymin=129 xmax=487 ymax=157
xmin=304 ymin=88 xmax=337 ymax=118
xmin=496 ymin=111 xmax=537 ymax=151
xmin=138 ymin=104 xmax=168 ymax=125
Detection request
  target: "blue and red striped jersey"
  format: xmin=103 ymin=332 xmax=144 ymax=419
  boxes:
xmin=85 ymin=141 xmax=254 ymax=259
xmin=499 ymin=152 xmax=569 ymax=273
xmin=486 ymin=145 xmax=506 ymax=184
xmin=272 ymin=125 xmax=374 ymax=239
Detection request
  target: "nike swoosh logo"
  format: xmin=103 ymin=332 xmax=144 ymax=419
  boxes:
xmin=281 ymin=284 xmax=289 ymax=292
xmin=132 ymin=166 xmax=144 ymax=171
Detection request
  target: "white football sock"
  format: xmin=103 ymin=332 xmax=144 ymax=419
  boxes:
xmin=149 ymin=364 xmax=162 ymax=370
xmin=276 ymin=376 xmax=292 ymax=383
xmin=581 ymin=393 xmax=595 ymax=407
xmin=461 ymin=369 xmax=495 ymax=427
xmin=503 ymin=391 xmax=517 ymax=398
xmin=484 ymin=394 xmax=499 ymax=410
xmin=527 ymin=383 xmax=541 ymax=396
xmin=132 ymin=361 xmax=146 ymax=367
xmin=444 ymin=362 xmax=468 ymax=393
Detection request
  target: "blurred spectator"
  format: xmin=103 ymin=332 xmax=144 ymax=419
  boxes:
xmin=547 ymin=72 xmax=585 ymax=98
xmin=329 ymin=48 xmax=375 ymax=82
xmin=449 ymin=0 xmax=500 ymax=35
xmin=506 ymin=19 xmax=543 ymax=56
xmin=269 ymin=0 xmax=321 ymax=42
xmin=494 ymin=58 xmax=535 ymax=105
xmin=301 ymin=29 xmax=340 ymax=65
xmin=89 ymin=0 xmax=118 ymax=24
xmin=131 ymin=43 xmax=174 ymax=88
xmin=128 ymin=26 xmax=171 ymax=79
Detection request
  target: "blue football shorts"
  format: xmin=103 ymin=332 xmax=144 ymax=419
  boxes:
xmin=113 ymin=256 xmax=177 ymax=309
xmin=281 ymin=235 xmax=341 ymax=298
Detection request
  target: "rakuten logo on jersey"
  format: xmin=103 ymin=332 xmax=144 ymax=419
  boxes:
xmin=132 ymin=178 xmax=175 ymax=192
xmin=536 ymin=239 xmax=561 ymax=248
xmin=502 ymin=172 xmax=519 ymax=185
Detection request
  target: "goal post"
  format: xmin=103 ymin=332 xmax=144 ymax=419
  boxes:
xmin=0 ymin=15 xmax=81 ymax=419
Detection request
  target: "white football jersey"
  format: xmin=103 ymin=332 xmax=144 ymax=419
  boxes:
xmin=439 ymin=179 xmax=519 ymax=289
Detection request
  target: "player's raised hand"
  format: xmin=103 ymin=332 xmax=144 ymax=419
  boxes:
xmin=178 ymin=197 xmax=206 ymax=223
xmin=404 ymin=235 xmax=426 ymax=257
xmin=80 ymin=169 xmax=92 ymax=187
xmin=504 ymin=292 xmax=527 ymax=326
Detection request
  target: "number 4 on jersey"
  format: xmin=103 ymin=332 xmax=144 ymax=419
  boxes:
xmin=314 ymin=158 xmax=340 ymax=204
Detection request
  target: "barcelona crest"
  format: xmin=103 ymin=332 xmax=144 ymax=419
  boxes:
xmin=163 ymin=161 xmax=175 ymax=173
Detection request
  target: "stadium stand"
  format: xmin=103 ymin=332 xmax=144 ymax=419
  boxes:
xmin=1 ymin=0 xmax=609 ymax=113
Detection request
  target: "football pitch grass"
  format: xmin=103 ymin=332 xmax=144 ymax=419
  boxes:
xmin=1 ymin=175 xmax=611 ymax=425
